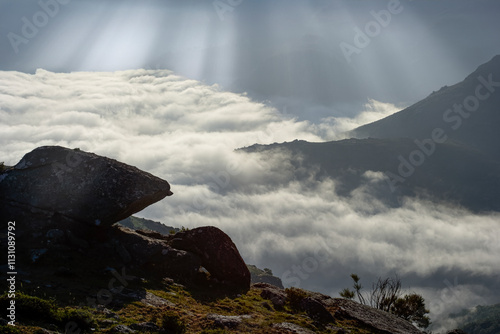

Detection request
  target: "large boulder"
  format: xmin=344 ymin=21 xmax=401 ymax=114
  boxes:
xmin=109 ymin=226 xmax=202 ymax=281
xmin=171 ymin=226 xmax=251 ymax=291
xmin=0 ymin=146 xmax=172 ymax=227
xmin=300 ymin=297 xmax=335 ymax=324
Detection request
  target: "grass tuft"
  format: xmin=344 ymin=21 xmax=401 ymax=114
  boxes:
xmin=160 ymin=310 xmax=186 ymax=334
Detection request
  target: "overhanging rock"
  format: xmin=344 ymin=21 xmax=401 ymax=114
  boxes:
xmin=0 ymin=146 xmax=173 ymax=227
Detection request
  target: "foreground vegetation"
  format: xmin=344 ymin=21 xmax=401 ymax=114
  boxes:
xmin=0 ymin=276 xmax=398 ymax=334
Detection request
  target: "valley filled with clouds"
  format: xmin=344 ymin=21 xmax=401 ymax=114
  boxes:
xmin=1 ymin=68 xmax=499 ymax=331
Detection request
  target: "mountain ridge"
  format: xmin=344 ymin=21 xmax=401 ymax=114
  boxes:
xmin=350 ymin=54 xmax=500 ymax=160
xmin=240 ymin=56 xmax=500 ymax=212
xmin=242 ymin=137 xmax=500 ymax=212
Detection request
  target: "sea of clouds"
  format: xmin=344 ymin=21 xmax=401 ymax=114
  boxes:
xmin=1 ymin=69 xmax=499 ymax=331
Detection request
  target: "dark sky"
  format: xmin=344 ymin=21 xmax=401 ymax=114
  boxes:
xmin=2 ymin=0 xmax=500 ymax=120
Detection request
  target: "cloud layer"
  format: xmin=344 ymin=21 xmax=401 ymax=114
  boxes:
xmin=1 ymin=69 xmax=499 ymax=331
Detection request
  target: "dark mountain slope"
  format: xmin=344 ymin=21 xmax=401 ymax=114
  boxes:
xmin=452 ymin=303 xmax=500 ymax=334
xmin=242 ymin=138 xmax=500 ymax=212
xmin=351 ymin=55 xmax=500 ymax=160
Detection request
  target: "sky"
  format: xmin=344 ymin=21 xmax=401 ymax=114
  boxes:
xmin=1 ymin=1 xmax=500 ymax=332
xmin=2 ymin=0 xmax=500 ymax=120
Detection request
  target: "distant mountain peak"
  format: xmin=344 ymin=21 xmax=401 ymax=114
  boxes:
xmin=350 ymin=55 xmax=500 ymax=160
xmin=464 ymin=54 xmax=500 ymax=80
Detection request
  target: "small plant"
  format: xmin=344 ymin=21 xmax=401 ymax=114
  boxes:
xmin=339 ymin=287 xmax=355 ymax=300
xmin=0 ymin=292 xmax=58 ymax=322
xmin=0 ymin=325 xmax=20 ymax=333
xmin=340 ymin=274 xmax=365 ymax=304
xmin=370 ymin=275 xmax=402 ymax=312
xmin=0 ymin=293 xmax=98 ymax=331
xmin=285 ymin=287 xmax=308 ymax=312
xmin=160 ymin=311 xmax=186 ymax=334
xmin=58 ymin=308 xmax=96 ymax=330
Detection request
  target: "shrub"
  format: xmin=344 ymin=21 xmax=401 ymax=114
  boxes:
xmin=160 ymin=311 xmax=186 ymax=334
xmin=58 ymin=308 xmax=96 ymax=331
xmin=340 ymin=274 xmax=430 ymax=329
xmin=285 ymin=287 xmax=308 ymax=312
xmin=0 ymin=325 xmax=20 ymax=334
xmin=370 ymin=275 xmax=402 ymax=312
xmin=0 ymin=293 xmax=97 ymax=331
xmin=0 ymin=292 xmax=58 ymax=322
xmin=392 ymin=293 xmax=430 ymax=329
xmin=339 ymin=288 xmax=355 ymax=300
xmin=340 ymin=274 xmax=366 ymax=304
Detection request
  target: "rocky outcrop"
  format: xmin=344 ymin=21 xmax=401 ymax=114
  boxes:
xmin=247 ymin=264 xmax=284 ymax=288
xmin=2 ymin=215 xmax=250 ymax=291
xmin=0 ymin=146 xmax=251 ymax=292
xmin=171 ymin=226 xmax=251 ymax=290
xmin=0 ymin=146 xmax=172 ymax=227
xmin=254 ymin=282 xmax=287 ymax=310
xmin=108 ymin=226 xmax=203 ymax=282
xmin=252 ymin=284 xmax=423 ymax=334
xmin=324 ymin=297 xmax=422 ymax=334
xmin=300 ymin=297 xmax=335 ymax=324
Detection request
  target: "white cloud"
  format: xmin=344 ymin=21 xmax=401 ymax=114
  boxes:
xmin=318 ymin=99 xmax=401 ymax=140
xmin=1 ymin=69 xmax=499 ymax=331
